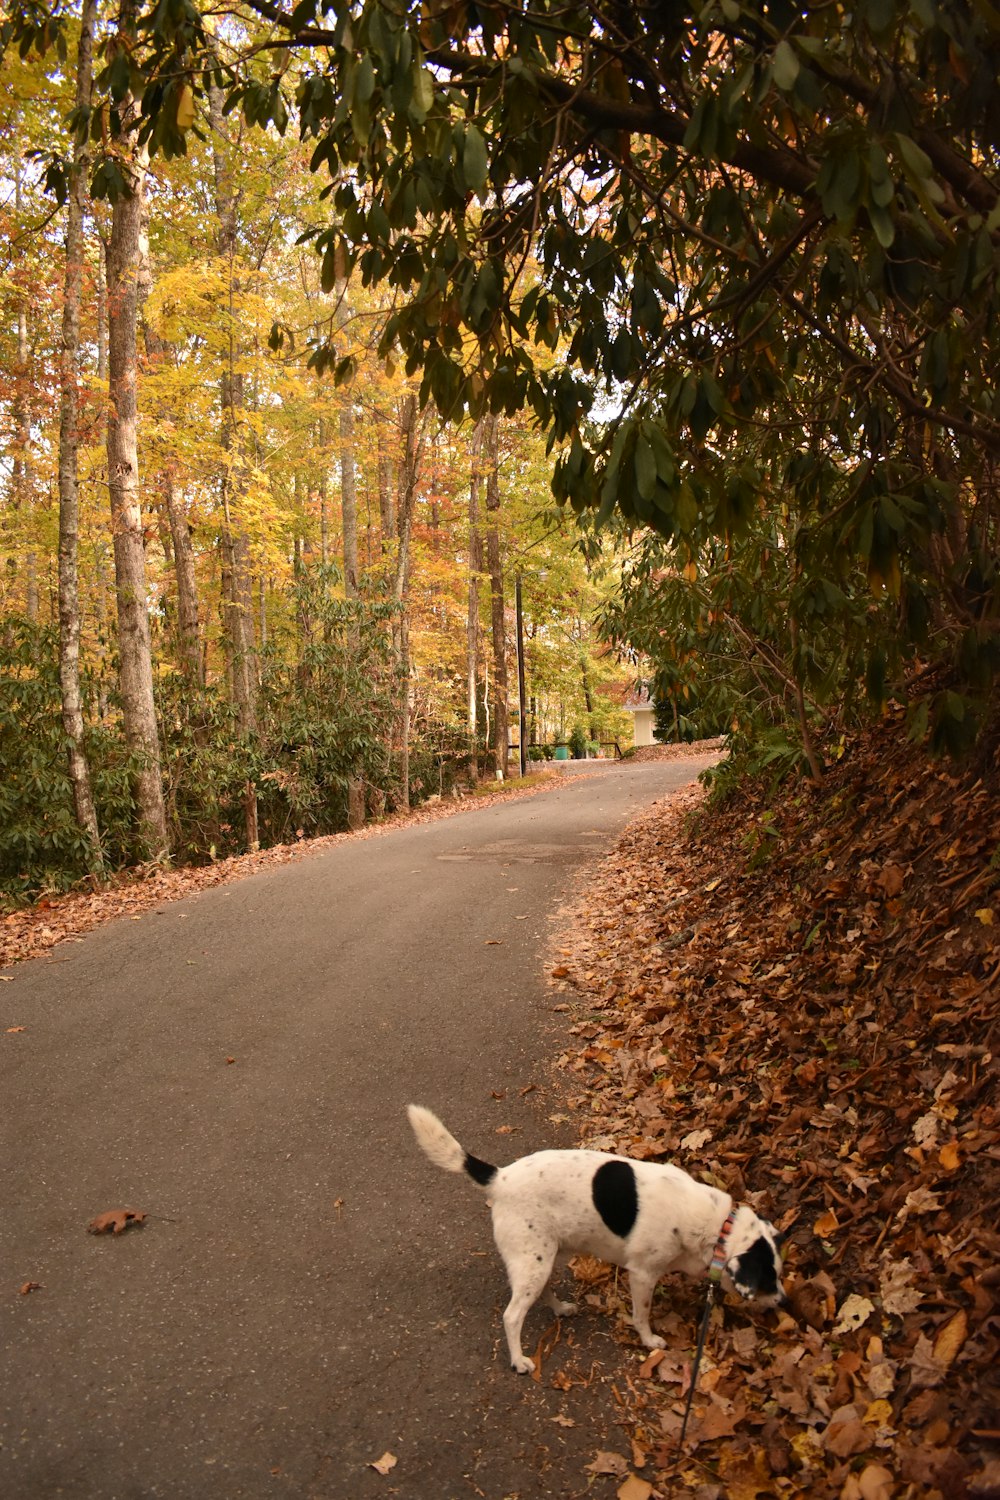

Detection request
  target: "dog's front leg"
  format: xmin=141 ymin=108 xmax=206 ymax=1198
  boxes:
xmin=627 ymin=1267 xmax=667 ymax=1350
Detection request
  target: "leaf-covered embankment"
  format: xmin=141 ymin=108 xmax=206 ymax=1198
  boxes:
xmin=552 ymin=714 xmax=999 ymax=1498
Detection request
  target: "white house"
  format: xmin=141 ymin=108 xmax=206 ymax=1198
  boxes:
xmin=623 ymin=685 xmax=656 ymax=747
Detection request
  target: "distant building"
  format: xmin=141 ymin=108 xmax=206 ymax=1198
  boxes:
xmin=623 ymin=684 xmax=656 ymax=747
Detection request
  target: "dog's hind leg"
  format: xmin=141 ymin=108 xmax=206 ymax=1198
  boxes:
xmin=628 ymin=1266 xmax=667 ymax=1350
xmin=497 ymin=1239 xmax=558 ymax=1374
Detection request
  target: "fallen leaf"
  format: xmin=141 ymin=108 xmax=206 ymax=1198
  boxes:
xmin=791 ymin=1271 xmax=837 ymax=1329
xmin=369 ymin=1452 xmax=397 ymax=1475
xmin=637 ymin=1348 xmax=665 ymax=1378
xmin=841 ymin=1462 xmax=896 ymax=1500
xmin=877 ymin=863 xmax=905 ymax=897
xmin=970 ymin=1458 xmax=1000 ymax=1495
xmin=617 ymin=1477 xmax=653 ymax=1500
xmin=880 ymin=1257 xmax=923 ymax=1317
xmin=932 ymin=1307 xmax=968 ymax=1367
xmin=937 ymin=1139 xmax=961 ymax=1170
xmin=484 ymin=939 xmax=502 ymax=946
xmin=908 ymin=1333 xmax=948 ymax=1389
xmin=813 ymin=1207 xmax=840 ymax=1238
xmin=680 ymin=1128 xmax=712 ymax=1150
xmin=551 ymin=1413 xmax=575 ymax=1427
xmin=896 ymin=1186 xmax=942 ymax=1220
xmin=87 ymin=1208 xmax=146 ymax=1235
xmin=586 ymin=1451 xmax=630 ymax=1477
xmin=823 ymin=1405 xmax=873 ymax=1457
xmin=834 ymin=1294 xmax=875 ymax=1335
xmin=19 ymin=1281 xmax=42 ymax=1295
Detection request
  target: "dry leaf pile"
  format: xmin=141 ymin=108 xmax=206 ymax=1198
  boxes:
xmin=552 ymin=713 xmax=999 ymax=1499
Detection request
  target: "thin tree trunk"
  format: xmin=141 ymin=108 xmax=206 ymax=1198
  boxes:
xmin=136 ymin=211 xmax=203 ymax=688
xmin=208 ymin=68 xmax=258 ymax=734
xmin=334 ymin=257 xmax=364 ymax=827
xmin=317 ymin=418 xmax=329 ymax=569
xmin=378 ymin=433 xmax=395 ymax=552
xmin=56 ymin=0 xmax=103 ymax=872
xmin=165 ymin=475 xmax=202 ymax=685
xmin=392 ymin=394 xmax=425 ymax=811
xmin=12 ymin=144 xmax=38 ymax=620
xmin=96 ymin=234 xmax=108 ymax=381
xmin=483 ymin=413 xmax=508 ymax=778
xmin=467 ymin=418 xmax=483 ymax=775
xmin=340 ymin=403 xmax=359 ymax=594
xmin=105 ymin=70 xmax=169 ymax=858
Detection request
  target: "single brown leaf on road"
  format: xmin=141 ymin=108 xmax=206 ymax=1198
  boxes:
xmin=87 ymin=1208 xmax=146 ymax=1236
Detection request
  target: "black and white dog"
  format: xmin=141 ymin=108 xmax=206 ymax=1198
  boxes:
xmin=408 ymin=1104 xmax=785 ymax=1373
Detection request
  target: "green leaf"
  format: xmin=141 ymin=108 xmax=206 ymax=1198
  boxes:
xmin=772 ymin=41 xmax=800 ymax=91
xmin=635 ymin=433 xmax=657 ymax=501
xmin=462 ymin=125 xmax=488 ymax=194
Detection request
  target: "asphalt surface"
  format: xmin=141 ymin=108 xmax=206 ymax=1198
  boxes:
xmin=0 ymin=756 xmax=716 ymax=1500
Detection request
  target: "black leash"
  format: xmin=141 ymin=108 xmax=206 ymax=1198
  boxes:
xmin=676 ymin=1207 xmax=735 ymax=1451
xmin=677 ymin=1280 xmax=716 ymax=1449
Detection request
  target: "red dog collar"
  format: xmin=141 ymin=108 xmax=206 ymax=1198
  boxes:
xmin=709 ymin=1210 xmax=736 ymax=1282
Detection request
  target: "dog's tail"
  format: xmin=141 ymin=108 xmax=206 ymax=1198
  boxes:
xmin=407 ymin=1104 xmax=497 ymax=1188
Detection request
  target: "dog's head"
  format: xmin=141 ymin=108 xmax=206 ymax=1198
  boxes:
xmin=722 ymin=1208 xmax=786 ymax=1307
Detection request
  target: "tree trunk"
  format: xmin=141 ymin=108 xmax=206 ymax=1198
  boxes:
xmin=483 ymin=413 xmax=508 ymax=778
xmin=392 ymin=394 xmax=425 ymax=811
xmin=466 ymin=418 xmax=483 ymax=774
xmin=340 ymin=402 xmax=359 ymax=594
xmin=377 ymin=433 xmax=395 ymax=552
xmin=105 ymin=74 xmax=169 ymax=858
xmin=334 ymin=260 xmax=364 ymax=828
xmin=208 ymin=68 xmax=258 ymax=733
xmin=56 ymin=0 xmax=103 ymax=873
xmin=136 ymin=210 xmax=203 ymax=688
xmin=12 ymin=144 xmax=38 ymax=620
xmin=317 ymin=417 xmax=330 ymax=569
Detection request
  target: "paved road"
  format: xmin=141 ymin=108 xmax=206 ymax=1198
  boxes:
xmin=0 ymin=757 xmax=715 ymax=1500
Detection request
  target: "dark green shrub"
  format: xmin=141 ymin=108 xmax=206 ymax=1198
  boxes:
xmin=0 ymin=620 xmax=137 ymax=904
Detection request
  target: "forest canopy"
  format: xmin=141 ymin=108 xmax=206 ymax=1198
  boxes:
xmin=1 ymin=0 xmax=999 ymax=894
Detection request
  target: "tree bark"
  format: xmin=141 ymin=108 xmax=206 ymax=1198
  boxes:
xmin=208 ymin=68 xmax=258 ymax=733
xmin=392 ymin=394 xmax=425 ymax=811
xmin=340 ymin=400 xmax=359 ymax=594
xmin=466 ymin=418 xmax=483 ymax=770
xmin=105 ymin=67 xmax=169 ymax=858
xmin=333 ymin=258 xmax=364 ymax=827
xmin=483 ymin=413 xmax=508 ymax=778
xmin=12 ymin=144 xmax=38 ymax=620
xmin=377 ymin=435 xmax=395 ymax=553
xmin=136 ymin=209 xmax=203 ymax=688
xmin=56 ymin=0 xmax=103 ymax=873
